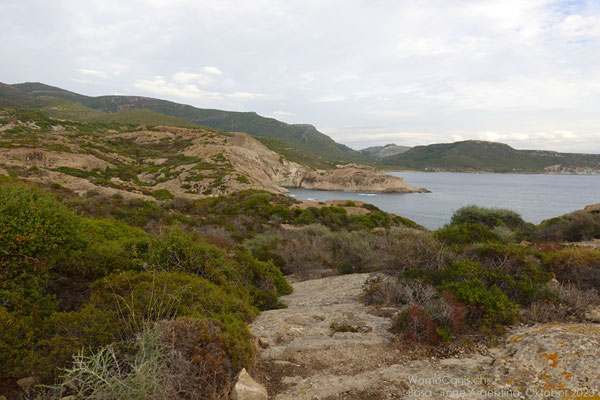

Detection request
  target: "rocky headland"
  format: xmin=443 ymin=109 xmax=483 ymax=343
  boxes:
xmin=0 ymin=116 xmax=428 ymax=198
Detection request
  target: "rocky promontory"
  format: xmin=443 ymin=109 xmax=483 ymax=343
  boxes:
xmin=0 ymin=115 xmax=429 ymax=198
xmin=297 ymin=164 xmax=429 ymax=193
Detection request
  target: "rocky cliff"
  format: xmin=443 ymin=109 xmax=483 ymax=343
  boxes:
xmin=299 ymin=164 xmax=429 ymax=193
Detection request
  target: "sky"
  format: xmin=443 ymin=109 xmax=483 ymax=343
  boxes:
xmin=2 ymin=0 xmax=600 ymax=152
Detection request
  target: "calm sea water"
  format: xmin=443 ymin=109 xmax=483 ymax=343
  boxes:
xmin=287 ymin=172 xmax=600 ymax=230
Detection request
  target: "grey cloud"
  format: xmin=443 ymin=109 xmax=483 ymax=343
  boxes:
xmin=2 ymin=0 xmax=600 ymax=152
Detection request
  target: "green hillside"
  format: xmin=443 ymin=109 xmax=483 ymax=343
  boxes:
xmin=2 ymin=84 xmax=205 ymax=128
xmin=11 ymin=82 xmax=365 ymax=165
xmin=382 ymin=140 xmax=600 ymax=173
xmin=0 ymin=82 xmax=47 ymax=108
xmin=88 ymin=109 xmax=201 ymax=127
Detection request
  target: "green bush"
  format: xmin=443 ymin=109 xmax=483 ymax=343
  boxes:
xmin=31 ymin=304 xmax=121 ymax=381
xmin=535 ymin=211 xmax=600 ymax=242
xmin=90 ymin=271 xmax=256 ymax=369
xmin=468 ymin=243 xmax=552 ymax=305
xmin=57 ymin=218 xmax=149 ymax=280
xmin=0 ymin=184 xmax=82 ymax=315
xmin=433 ymin=222 xmax=501 ymax=246
xmin=147 ymin=228 xmax=291 ymax=310
xmin=151 ymin=189 xmax=174 ymax=200
xmin=148 ymin=228 xmax=232 ymax=284
xmin=450 ymin=205 xmax=525 ymax=229
xmin=440 ymin=278 xmax=518 ymax=330
xmin=403 ymin=255 xmax=548 ymax=332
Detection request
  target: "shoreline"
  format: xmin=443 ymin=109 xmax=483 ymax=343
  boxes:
xmin=382 ymin=169 xmax=600 ymax=176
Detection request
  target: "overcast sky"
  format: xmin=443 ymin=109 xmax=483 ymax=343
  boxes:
xmin=2 ymin=0 xmax=600 ymax=152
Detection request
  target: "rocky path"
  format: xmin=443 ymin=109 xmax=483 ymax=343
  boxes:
xmin=250 ymin=274 xmax=600 ymax=400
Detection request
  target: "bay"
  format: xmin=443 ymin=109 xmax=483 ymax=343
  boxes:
xmin=286 ymin=172 xmax=600 ymax=230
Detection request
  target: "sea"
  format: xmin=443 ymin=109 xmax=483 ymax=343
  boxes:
xmin=286 ymin=172 xmax=600 ymax=230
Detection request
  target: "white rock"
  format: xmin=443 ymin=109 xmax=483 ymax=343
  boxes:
xmin=231 ymin=368 xmax=268 ymax=400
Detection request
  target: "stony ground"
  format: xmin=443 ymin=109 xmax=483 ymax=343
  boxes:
xmin=250 ymin=274 xmax=600 ymax=400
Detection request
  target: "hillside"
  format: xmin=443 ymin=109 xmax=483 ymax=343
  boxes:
xmin=0 ymin=108 xmax=424 ymax=199
xmin=9 ymin=82 xmax=366 ymax=166
xmin=382 ymin=140 xmax=600 ymax=173
xmin=360 ymin=143 xmax=410 ymax=158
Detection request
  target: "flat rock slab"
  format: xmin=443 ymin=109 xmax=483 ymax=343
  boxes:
xmin=251 ymin=274 xmax=600 ymax=400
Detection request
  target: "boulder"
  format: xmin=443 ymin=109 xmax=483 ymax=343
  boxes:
xmin=231 ymin=368 xmax=268 ymax=400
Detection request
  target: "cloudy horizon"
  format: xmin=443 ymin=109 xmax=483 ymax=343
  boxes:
xmin=2 ymin=0 xmax=600 ymax=152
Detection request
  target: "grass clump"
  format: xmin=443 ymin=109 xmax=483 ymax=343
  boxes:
xmin=330 ymin=322 xmax=359 ymax=333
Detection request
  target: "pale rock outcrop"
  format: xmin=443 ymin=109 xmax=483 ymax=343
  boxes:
xmin=222 ymin=134 xmax=428 ymax=194
xmin=298 ymin=164 xmax=429 ymax=193
xmin=251 ymin=274 xmax=600 ymax=399
xmin=231 ymin=368 xmax=268 ymax=400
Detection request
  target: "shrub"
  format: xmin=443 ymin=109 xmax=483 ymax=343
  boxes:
xmin=147 ymin=228 xmax=291 ymax=310
xmin=535 ymin=211 xmax=600 ymax=242
xmin=151 ymin=189 xmax=173 ymax=200
xmin=235 ymin=175 xmax=250 ymax=184
xmin=89 ymin=271 xmax=257 ymax=370
xmin=58 ymin=325 xmax=167 ymax=400
xmin=158 ymin=317 xmax=239 ymax=399
xmin=232 ymin=248 xmax=293 ymax=307
xmin=542 ymin=247 xmax=600 ymax=291
xmin=375 ymin=228 xmax=452 ymax=275
xmin=450 ymin=205 xmax=525 ymax=229
xmin=402 ymin=256 xmax=543 ymax=332
xmin=521 ymin=283 xmax=600 ymax=324
xmin=148 ymin=228 xmax=232 ymax=284
xmin=56 ymin=218 xmax=149 ymax=281
xmin=90 ymin=271 xmax=258 ymax=333
xmin=433 ymin=222 xmax=501 ymax=247
xmin=0 ymin=183 xmax=84 ymax=329
xmin=467 ymin=243 xmax=552 ymax=305
xmin=31 ymin=304 xmax=121 ymax=381
xmin=440 ymin=278 xmax=518 ymax=331
xmin=363 ymin=277 xmax=467 ymax=344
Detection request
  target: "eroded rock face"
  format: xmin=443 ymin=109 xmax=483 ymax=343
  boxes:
xmin=226 ymin=135 xmax=428 ymax=193
xmin=231 ymin=368 xmax=268 ymax=400
xmin=298 ymin=164 xmax=429 ymax=193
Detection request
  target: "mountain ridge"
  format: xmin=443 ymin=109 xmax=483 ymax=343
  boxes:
xmin=4 ymin=82 xmax=600 ymax=174
xmin=381 ymin=139 xmax=600 ymax=173
xmin=9 ymin=82 xmax=365 ymax=166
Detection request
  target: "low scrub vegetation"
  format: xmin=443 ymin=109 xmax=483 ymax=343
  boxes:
xmin=361 ymin=205 xmax=600 ymax=344
xmin=0 ymin=182 xmax=291 ymax=398
xmin=2 ymin=182 xmax=600 ymax=398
